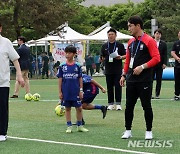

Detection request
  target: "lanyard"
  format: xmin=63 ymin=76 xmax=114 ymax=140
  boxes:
xmin=131 ymin=34 xmax=144 ymax=58
xmin=108 ymin=41 xmax=117 ymax=55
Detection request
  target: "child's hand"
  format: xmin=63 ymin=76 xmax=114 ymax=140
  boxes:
xmin=79 ymin=91 xmax=83 ymax=100
xmin=59 ymin=92 xmax=63 ymax=100
xmin=101 ymin=88 xmax=106 ymax=93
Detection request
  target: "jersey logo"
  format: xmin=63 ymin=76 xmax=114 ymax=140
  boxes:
xmin=62 ymin=66 xmax=67 ymax=72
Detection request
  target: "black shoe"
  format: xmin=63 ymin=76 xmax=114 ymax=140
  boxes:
xmin=82 ymin=118 xmax=85 ymax=125
xmin=10 ymin=95 xmax=18 ymax=98
xmin=101 ymin=106 xmax=107 ymax=119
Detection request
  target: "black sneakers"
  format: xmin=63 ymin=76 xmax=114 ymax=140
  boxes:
xmin=10 ymin=95 xmax=18 ymax=98
xmin=101 ymin=106 xmax=107 ymax=119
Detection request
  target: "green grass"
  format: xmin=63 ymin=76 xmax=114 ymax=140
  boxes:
xmin=0 ymin=78 xmax=179 ymax=154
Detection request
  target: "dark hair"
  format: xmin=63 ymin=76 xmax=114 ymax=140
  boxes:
xmin=128 ymin=16 xmax=144 ymax=29
xmin=154 ymin=29 xmax=162 ymax=35
xmin=0 ymin=22 xmax=2 ymax=27
xmin=17 ymin=36 xmax=26 ymax=43
xmin=65 ymin=45 xmax=77 ymax=54
xmin=107 ymin=28 xmax=117 ymax=34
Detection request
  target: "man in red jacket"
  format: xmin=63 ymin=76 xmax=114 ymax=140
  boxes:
xmin=120 ymin=16 xmax=160 ymax=140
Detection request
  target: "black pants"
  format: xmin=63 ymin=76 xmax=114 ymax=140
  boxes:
xmin=152 ymin=66 xmax=163 ymax=97
xmin=105 ymin=74 xmax=122 ymax=104
xmin=95 ymin=63 xmax=100 ymax=73
xmin=174 ymin=67 xmax=180 ymax=96
xmin=86 ymin=65 xmax=94 ymax=76
xmin=125 ymin=82 xmax=153 ymax=131
xmin=42 ymin=66 xmax=49 ymax=78
xmin=0 ymin=87 xmax=9 ymax=135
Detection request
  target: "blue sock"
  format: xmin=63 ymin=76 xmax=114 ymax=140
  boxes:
xmin=67 ymin=121 xmax=72 ymax=127
xmin=77 ymin=121 xmax=82 ymax=126
xmin=94 ymin=105 xmax=102 ymax=109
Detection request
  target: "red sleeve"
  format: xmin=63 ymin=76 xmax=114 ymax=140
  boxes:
xmin=123 ymin=48 xmax=130 ymax=74
xmin=146 ymin=38 xmax=160 ymax=68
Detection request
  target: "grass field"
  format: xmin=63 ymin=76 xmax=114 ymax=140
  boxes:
xmin=0 ymin=77 xmax=179 ymax=154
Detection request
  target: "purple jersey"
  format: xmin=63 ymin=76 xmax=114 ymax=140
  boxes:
xmin=57 ymin=62 xmax=82 ymax=101
xmin=82 ymin=74 xmax=99 ymax=97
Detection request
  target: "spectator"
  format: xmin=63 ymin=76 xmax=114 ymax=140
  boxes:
xmin=101 ymin=28 xmax=126 ymax=110
xmin=152 ymin=29 xmax=167 ymax=99
xmin=171 ymin=30 xmax=180 ymax=101
xmin=85 ymin=54 xmax=94 ymax=76
xmin=11 ymin=36 xmax=31 ymax=98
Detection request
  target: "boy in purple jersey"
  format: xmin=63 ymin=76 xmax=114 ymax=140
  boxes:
xmin=81 ymin=74 xmax=107 ymax=125
xmin=57 ymin=45 xmax=88 ymax=133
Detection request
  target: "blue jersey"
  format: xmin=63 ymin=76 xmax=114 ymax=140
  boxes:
xmin=82 ymin=74 xmax=99 ymax=97
xmin=57 ymin=62 xmax=82 ymax=101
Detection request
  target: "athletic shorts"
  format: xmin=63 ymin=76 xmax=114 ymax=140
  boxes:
xmin=63 ymin=100 xmax=82 ymax=108
xmin=82 ymin=94 xmax=97 ymax=104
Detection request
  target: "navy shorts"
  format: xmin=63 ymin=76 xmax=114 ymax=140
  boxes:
xmin=82 ymin=94 xmax=97 ymax=104
xmin=63 ymin=100 xmax=82 ymax=108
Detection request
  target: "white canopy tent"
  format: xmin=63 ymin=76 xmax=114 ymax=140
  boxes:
xmin=36 ymin=26 xmax=90 ymax=42
xmin=88 ymin=26 xmax=133 ymax=40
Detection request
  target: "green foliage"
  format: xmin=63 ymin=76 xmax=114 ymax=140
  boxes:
xmin=0 ymin=0 xmax=84 ymax=41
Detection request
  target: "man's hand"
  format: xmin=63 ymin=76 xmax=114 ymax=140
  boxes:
xmin=133 ymin=65 xmax=143 ymax=75
xmin=119 ymin=76 xmax=126 ymax=87
xmin=162 ymin=64 xmax=166 ymax=69
xmin=16 ymin=75 xmax=25 ymax=87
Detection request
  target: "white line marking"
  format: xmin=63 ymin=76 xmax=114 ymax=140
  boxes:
xmin=8 ymin=136 xmax=155 ymax=154
xmin=9 ymin=98 xmax=173 ymax=102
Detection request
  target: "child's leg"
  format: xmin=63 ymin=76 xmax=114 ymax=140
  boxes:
xmin=76 ymin=106 xmax=89 ymax=132
xmin=75 ymin=106 xmax=83 ymax=124
xmin=65 ymin=107 xmax=72 ymax=126
xmin=82 ymin=103 xmax=95 ymax=110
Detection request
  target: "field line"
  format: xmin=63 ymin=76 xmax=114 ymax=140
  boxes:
xmin=9 ymin=98 xmax=174 ymax=102
xmin=8 ymin=136 xmax=155 ymax=154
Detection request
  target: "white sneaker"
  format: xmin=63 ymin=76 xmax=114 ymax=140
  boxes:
xmin=121 ymin=130 xmax=132 ymax=139
xmin=107 ymin=105 xmax=115 ymax=110
xmin=116 ymin=105 xmax=122 ymax=110
xmin=145 ymin=131 xmax=153 ymax=140
xmin=0 ymin=135 xmax=7 ymax=142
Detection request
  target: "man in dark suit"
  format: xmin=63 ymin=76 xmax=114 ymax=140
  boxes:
xmin=11 ymin=36 xmax=31 ymax=98
xmin=152 ymin=29 xmax=167 ymax=99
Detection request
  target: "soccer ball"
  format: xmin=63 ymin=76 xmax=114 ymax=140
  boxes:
xmin=25 ymin=93 xmax=33 ymax=101
xmin=55 ymin=105 xmax=65 ymax=116
xmin=32 ymin=93 xmax=40 ymax=101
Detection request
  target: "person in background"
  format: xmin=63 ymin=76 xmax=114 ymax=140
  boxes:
xmin=152 ymin=29 xmax=167 ymax=99
xmin=42 ymin=52 xmax=49 ymax=79
xmin=94 ymin=53 xmax=100 ymax=74
xmin=120 ymin=16 xmax=160 ymax=140
xmin=101 ymin=28 xmax=126 ymax=110
xmin=11 ymin=36 xmax=30 ymax=98
xmin=57 ymin=45 xmax=89 ymax=133
xmin=0 ymin=22 xmax=24 ymax=141
xmin=85 ymin=54 xmax=94 ymax=76
xmin=171 ymin=30 xmax=180 ymax=101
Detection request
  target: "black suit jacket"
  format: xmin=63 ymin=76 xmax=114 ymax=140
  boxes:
xmin=157 ymin=40 xmax=167 ymax=67
xmin=17 ymin=44 xmax=31 ymax=70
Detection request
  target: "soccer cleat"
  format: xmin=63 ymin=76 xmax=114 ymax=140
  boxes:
xmin=107 ymin=105 xmax=115 ymax=110
xmin=174 ymin=95 xmax=180 ymax=101
xmin=116 ymin=105 xmax=122 ymax=110
xmin=10 ymin=95 xmax=18 ymax=98
xmin=101 ymin=106 xmax=107 ymax=119
xmin=145 ymin=131 xmax=153 ymax=140
xmin=121 ymin=130 xmax=132 ymax=139
xmin=0 ymin=135 xmax=7 ymax=142
xmin=66 ymin=126 xmax=72 ymax=133
xmin=77 ymin=126 xmax=89 ymax=132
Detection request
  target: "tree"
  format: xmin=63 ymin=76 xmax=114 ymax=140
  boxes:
xmin=0 ymin=0 xmax=84 ymax=41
